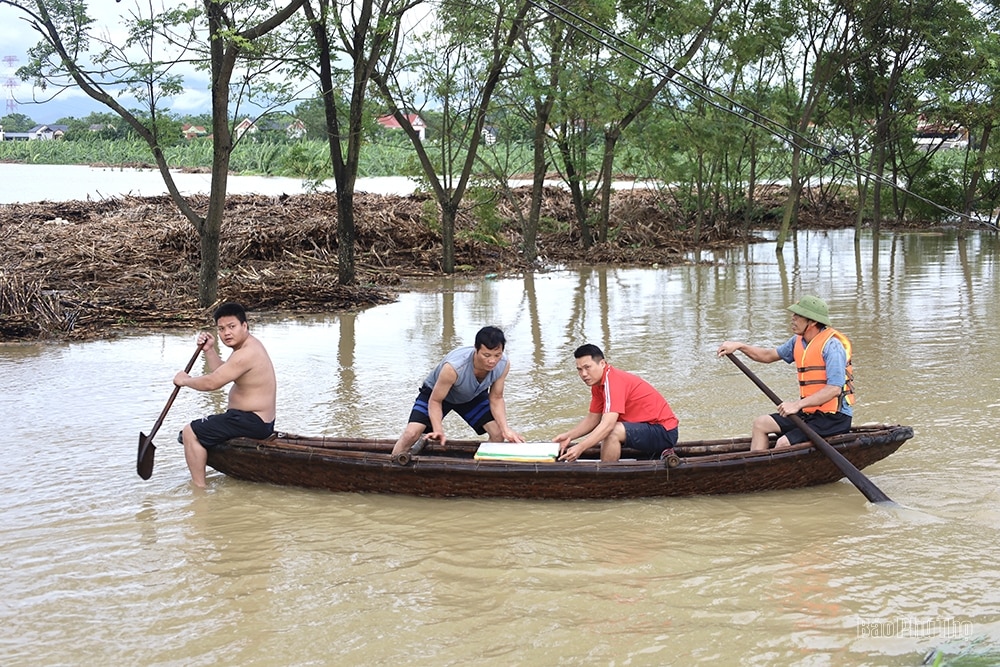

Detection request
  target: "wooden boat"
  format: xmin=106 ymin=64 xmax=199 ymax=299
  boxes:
xmin=205 ymin=423 xmax=913 ymax=499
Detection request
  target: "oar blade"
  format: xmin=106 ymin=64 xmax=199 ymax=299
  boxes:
xmin=137 ymin=432 xmax=156 ymax=480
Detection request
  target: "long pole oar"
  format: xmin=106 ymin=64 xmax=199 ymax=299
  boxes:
xmin=137 ymin=344 xmax=203 ymax=480
xmin=725 ymin=353 xmax=893 ymax=504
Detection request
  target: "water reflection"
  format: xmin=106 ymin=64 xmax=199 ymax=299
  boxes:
xmin=1 ymin=229 xmax=999 ymax=665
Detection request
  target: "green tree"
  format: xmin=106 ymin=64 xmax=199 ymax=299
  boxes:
xmin=373 ymin=0 xmax=531 ymax=273
xmin=292 ymin=0 xmax=415 ymax=285
xmin=769 ymin=0 xmax=854 ymax=250
xmin=490 ymin=0 xmax=577 ymax=262
xmin=833 ymin=0 xmax=975 ymax=235
xmin=590 ymin=0 xmax=724 ymax=244
xmin=6 ymin=0 xmax=305 ymax=307
xmin=0 ymin=112 xmax=36 ymax=132
xmin=59 ymin=111 xmax=129 ymax=140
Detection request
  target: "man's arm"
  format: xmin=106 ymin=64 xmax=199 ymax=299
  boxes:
xmin=175 ymin=347 xmax=251 ymax=392
xmin=569 ymin=412 xmax=618 ymax=452
xmin=553 ymin=411 xmax=601 ymax=450
xmin=777 ymin=385 xmax=842 ymax=416
xmin=717 ymin=340 xmax=781 ymax=363
xmin=426 ymin=363 xmax=458 ymax=444
xmin=487 ymin=363 xmax=524 ymax=442
xmin=557 ymin=412 xmax=618 ymax=461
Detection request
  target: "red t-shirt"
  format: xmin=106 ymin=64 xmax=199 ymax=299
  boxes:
xmin=589 ymin=364 xmax=678 ymax=430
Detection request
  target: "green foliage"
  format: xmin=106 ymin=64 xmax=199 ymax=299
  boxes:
xmin=923 ymin=637 xmax=1000 ymax=666
xmin=3 ymin=0 xmax=1000 ymax=234
xmin=907 ymin=160 xmax=965 ymax=223
xmin=461 ymin=187 xmax=508 ymax=246
xmin=278 ymin=142 xmax=332 ymax=184
xmin=421 ymin=198 xmax=441 ymax=234
xmin=0 ymin=135 xmax=457 ymax=179
xmin=0 ymin=113 xmax=37 ymax=132
xmin=538 ymin=216 xmax=567 ymax=233
xmin=60 ymin=112 xmax=130 ymax=140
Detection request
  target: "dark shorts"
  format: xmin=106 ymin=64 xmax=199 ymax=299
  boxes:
xmin=623 ymin=422 xmax=679 ymax=458
xmin=771 ymin=411 xmax=852 ymax=445
xmin=407 ymin=385 xmax=494 ymax=435
xmin=180 ymin=409 xmax=275 ymax=448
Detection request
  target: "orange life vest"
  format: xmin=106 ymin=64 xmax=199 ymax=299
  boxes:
xmin=793 ymin=327 xmax=855 ymax=414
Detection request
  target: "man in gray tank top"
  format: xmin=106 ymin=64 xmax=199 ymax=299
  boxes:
xmin=391 ymin=326 xmax=524 ymax=456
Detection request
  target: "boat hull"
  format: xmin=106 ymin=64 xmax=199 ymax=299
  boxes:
xmin=206 ymin=424 xmax=913 ymax=499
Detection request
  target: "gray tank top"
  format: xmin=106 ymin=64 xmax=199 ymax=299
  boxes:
xmin=422 ymin=346 xmax=508 ymax=404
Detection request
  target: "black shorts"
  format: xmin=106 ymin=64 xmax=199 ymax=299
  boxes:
xmin=623 ymin=422 xmax=679 ymax=458
xmin=182 ymin=409 xmax=275 ymax=448
xmin=771 ymin=411 xmax=852 ymax=445
xmin=407 ymin=385 xmax=494 ymax=435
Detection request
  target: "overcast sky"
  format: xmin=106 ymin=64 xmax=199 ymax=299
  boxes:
xmin=0 ymin=1 xmax=213 ymax=124
xmin=0 ymin=1 xmax=437 ymax=126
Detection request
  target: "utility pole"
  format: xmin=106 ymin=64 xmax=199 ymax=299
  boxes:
xmin=3 ymin=55 xmax=19 ymax=117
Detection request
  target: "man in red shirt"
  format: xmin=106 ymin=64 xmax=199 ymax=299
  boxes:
xmin=554 ymin=344 xmax=679 ymax=462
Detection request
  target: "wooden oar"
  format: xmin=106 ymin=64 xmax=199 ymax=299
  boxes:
xmin=725 ymin=353 xmax=893 ymax=504
xmin=137 ymin=344 xmax=203 ymax=480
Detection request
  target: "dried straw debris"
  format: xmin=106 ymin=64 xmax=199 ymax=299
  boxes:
xmin=1 ymin=188 xmax=753 ymax=341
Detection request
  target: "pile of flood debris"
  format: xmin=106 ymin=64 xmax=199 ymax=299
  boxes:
xmin=0 ymin=186 xmax=808 ymax=341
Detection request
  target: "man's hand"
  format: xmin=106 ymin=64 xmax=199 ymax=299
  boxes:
xmin=502 ymin=428 xmax=525 ymax=443
xmin=717 ymin=341 xmax=741 ymax=358
xmin=776 ymin=399 xmax=802 ymax=417
xmin=197 ymin=331 xmax=215 ymax=351
xmin=558 ymin=441 xmax=587 ymax=462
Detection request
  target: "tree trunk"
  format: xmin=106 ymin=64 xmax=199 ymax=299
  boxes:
xmin=202 ymin=0 xmax=232 ymax=307
xmin=776 ymin=143 xmax=802 ymax=252
xmin=870 ymin=134 xmax=886 ymax=237
xmin=962 ymin=122 xmax=992 ymax=240
xmin=597 ymin=131 xmax=618 ymax=243
xmin=441 ymin=203 xmax=457 ymax=273
xmin=556 ymin=138 xmax=591 ymax=248
xmin=524 ymin=110 xmax=549 ymax=263
xmin=745 ymin=135 xmax=757 ymax=237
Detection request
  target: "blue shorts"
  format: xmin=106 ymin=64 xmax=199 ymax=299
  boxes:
xmin=772 ymin=411 xmax=851 ymax=445
xmin=407 ymin=385 xmax=494 ymax=435
xmin=623 ymin=422 xmax=679 ymax=459
xmin=180 ymin=409 xmax=275 ymax=448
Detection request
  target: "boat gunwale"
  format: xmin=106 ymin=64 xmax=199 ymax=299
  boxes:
xmin=222 ymin=423 xmax=913 ymax=474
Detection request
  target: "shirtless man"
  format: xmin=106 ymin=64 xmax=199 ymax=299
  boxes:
xmin=174 ymin=302 xmax=276 ymax=487
xmin=391 ymin=326 xmax=523 ymax=457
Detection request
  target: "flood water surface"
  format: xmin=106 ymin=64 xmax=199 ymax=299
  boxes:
xmin=2 ymin=229 xmax=999 ymax=665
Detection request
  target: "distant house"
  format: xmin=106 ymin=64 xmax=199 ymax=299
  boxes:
xmin=376 ymin=113 xmax=426 ymax=141
xmin=1 ymin=124 xmax=67 ymax=141
xmin=234 ymin=117 xmax=306 ymax=140
xmin=234 ymin=118 xmax=258 ymax=139
xmin=34 ymin=124 xmax=68 ymax=140
xmin=914 ymin=115 xmax=968 ymax=150
xmin=284 ymin=118 xmax=306 ymax=140
xmin=260 ymin=118 xmax=307 ymax=140
xmin=182 ymin=123 xmax=208 ymax=140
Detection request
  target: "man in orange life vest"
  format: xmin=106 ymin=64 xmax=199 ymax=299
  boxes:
xmin=716 ymin=295 xmax=854 ymax=452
